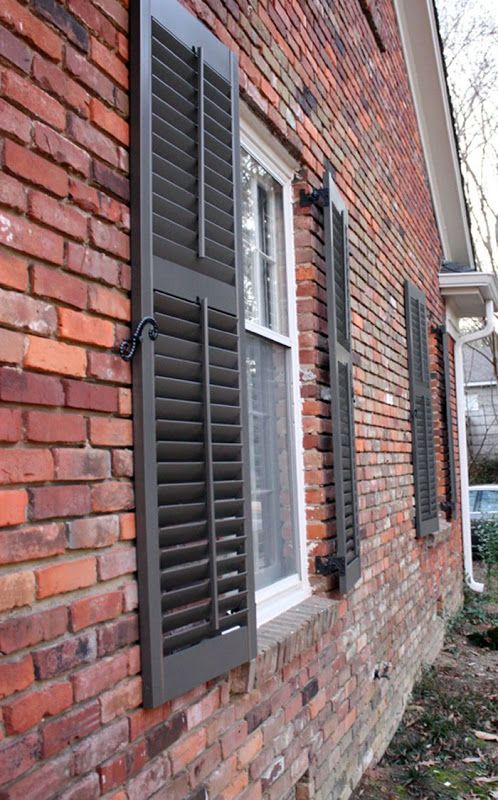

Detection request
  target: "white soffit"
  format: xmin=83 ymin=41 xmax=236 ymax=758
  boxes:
xmin=393 ymin=0 xmax=474 ymax=267
xmin=439 ymin=272 xmax=498 ymax=319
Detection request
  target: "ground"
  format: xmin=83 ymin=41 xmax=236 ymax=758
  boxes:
xmin=351 ymin=567 xmax=498 ymax=800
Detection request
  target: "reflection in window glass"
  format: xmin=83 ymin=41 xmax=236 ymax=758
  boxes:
xmin=480 ymin=490 xmax=498 ymax=513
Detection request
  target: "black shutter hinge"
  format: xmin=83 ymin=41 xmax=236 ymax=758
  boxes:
xmin=299 ymin=187 xmax=329 ymax=208
xmin=119 ymin=316 xmax=158 ymax=361
xmin=432 ymin=323 xmax=446 ymax=336
xmin=315 ymin=555 xmax=345 ymax=576
xmin=440 ymin=500 xmax=455 ymax=513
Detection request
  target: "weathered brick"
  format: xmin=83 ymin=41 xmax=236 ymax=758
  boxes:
xmin=127 ymin=755 xmax=170 ymax=800
xmin=90 ymin=417 xmax=133 ymax=447
xmin=0 ymin=26 xmax=33 ymax=73
xmin=0 ymin=367 xmax=64 ymax=406
xmin=87 ymin=351 xmax=131 ymax=384
xmin=72 ymin=652 xmax=128 ymax=701
xmin=26 ymin=410 xmax=86 ymax=443
xmin=88 ymin=283 xmax=130 ymax=321
xmin=0 ymin=251 xmax=28 ymax=291
xmin=0 ymin=605 xmax=68 ymax=654
xmin=2 ymin=70 xmax=65 ymax=130
xmin=146 ymin=712 xmax=187 ymax=759
xmin=0 ymin=753 xmax=71 ymax=800
xmin=58 ymin=307 xmax=114 ymax=347
xmin=0 ymin=449 xmax=54 ymax=485
xmin=0 ymin=98 xmax=31 ymax=144
xmin=73 ymin=717 xmax=128 ymax=774
xmin=0 ymin=287 xmax=56 ymax=335
xmin=113 ymin=449 xmax=133 ymax=478
xmin=42 ymin=701 xmax=100 ymax=757
xmin=34 ymin=122 xmax=91 ymax=178
xmin=92 ymin=159 xmax=129 ymax=201
xmin=0 ymin=328 xmax=25 ymax=365
xmin=71 ymin=589 xmax=122 ymax=631
xmin=57 ymin=773 xmax=100 ymax=800
xmin=90 ymin=37 xmax=128 ymax=88
xmin=0 ymin=0 xmax=62 ymax=60
xmin=64 ymin=43 xmax=115 ymax=101
xmin=97 ymin=545 xmax=136 ymax=579
xmin=0 ymin=210 xmax=64 ymax=264
xmin=0 ymin=489 xmax=27 ymax=527
xmin=170 ymin=728 xmax=208 ymax=774
xmin=32 ymin=0 xmax=89 ymax=51
xmin=97 ymin=615 xmax=139 ymax=657
xmin=67 ymin=0 xmax=117 ymax=46
xmin=4 ymin=139 xmax=68 ymax=198
xmin=63 ymin=378 xmax=119 ymax=412
xmin=0 ymin=170 xmax=26 ymax=213
xmin=31 ymin=265 xmax=87 ymax=310
xmin=3 ymin=681 xmax=73 ymax=735
xmin=0 ymin=654 xmax=34 ymax=699
xmin=32 ymin=54 xmax=90 ymax=116
xmin=25 ymin=335 xmax=87 ymax=378
xmin=68 ymin=112 xmax=119 ymax=167
xmin=0 ymin=409 xmax=22 ymax=442
xmin=0 ymin=522 xmax=65 ymax=565
xmin=36 ymin=557 xmax=97 ymax=599
xmin=66 ymin=242 xmax=120 ymax=284
xmin=119 ymin=511 xmax=136 ymax=540
xmin=100 ymin=676 xmax=142 ymax=723
xmin=92 ymin=481 xmax=134 ymax=514
xmin=29 ymin=484 xmax=92 ymax=520
xmin=33 ymin=632 xmax=96 ymax=680
xmin=90 ymin=97 xmax=129 ymax=145
xmin=68 ymin=514 xmax=120 ymax=550
xmin=0 ymin=733 xmax=40 ymax=785
xmin=54 ymin=447 xmax=111 ymax=480
xmin=89 ymin=217 xmax=129 ymax=260
xmin=28 ymin=191 xmax=88 ymax=241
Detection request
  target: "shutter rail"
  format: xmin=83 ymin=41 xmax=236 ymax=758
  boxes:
xmin=197 ymin=46 xmax=206 ymax=259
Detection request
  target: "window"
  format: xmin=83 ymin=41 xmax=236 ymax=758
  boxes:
xmin=240 ymin=119 xmax=308 ymax=624
xmin=480 ymin=490 xmax=498 ymax=514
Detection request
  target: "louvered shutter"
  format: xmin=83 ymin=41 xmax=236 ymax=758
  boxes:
xmin=324 ymin=171 xmax=361 ymax=592
xmin=440 ymin=326 xmax=456 ymax=517
xmin=130 ymin=0 xmax=256 ymax=707
xmin=405 ymin=281 xmax=439 ymax=536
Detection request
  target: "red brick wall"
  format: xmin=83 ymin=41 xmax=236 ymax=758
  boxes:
xmin=0 ymin=0 xmax=463 ymax=798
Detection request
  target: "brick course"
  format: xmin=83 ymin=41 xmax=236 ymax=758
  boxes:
xmin=0 ymin=0 xmax=463 ymax=798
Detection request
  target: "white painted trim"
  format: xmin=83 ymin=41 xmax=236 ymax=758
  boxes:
xmin=465 ymin=381 xmax=497 ymax=389
xmin=393 ymin=0 xmax=474 ymax=266
xmin=240 ymin=121 xmax=310 ymax=625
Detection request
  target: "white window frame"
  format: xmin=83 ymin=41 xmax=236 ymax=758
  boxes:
xmin=240 ymin=108 xmax=309 ymax=626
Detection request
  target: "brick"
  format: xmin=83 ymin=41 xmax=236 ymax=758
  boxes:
xmin=0 ymin=287 xmax=57 ymax=335
xmin=3 ymin=681 xmax=73 ymax=735
xmin=0 ymin=171 xmax=26 ymax=212
xmin=90 ymin=417 xmax=133 ymax=447
xmin=0 ymin=209 xmax=64 ymax=264
xmin=113 ymin=449 xmax=133 ymax=478
xmin=58 ymin=773 xmax=100 ymax=800
xmin=0 ymin=449 xmax=53 ymax=485
xmin=89 ymin=217 xmax=129 ymax=260
xmin=64 ymin=44 xmax=115 ymax=102
xmin=0 ymin=409 xmax=22 ymax=442
xmin=92 ymin=159 xmax=129 ymax=201
xmin=88 ymin=285 xmax=130 ymax=323
xmin=0 ymin=489 xmax=27 ymax=526
xmin=0 ymin=367 xmax=64 ymax=406
xmin=33 ymin=54 xmax=90 ymax=117
xmin=54 ymin=447 xmax=110 ymax=480
xmin=90 ymin=98 xmax=129 ymax=145
xmin=0 ymin=570 xmax=35 ymax=612
xmin=29 ymin=191 xmax=88 ymax=241
xmin=127 ymin=756 xmax=170 ymax=800
xmin=4 ymin=140 xmax=68 ymax=198
xmin=0 ymin=327 xmax=24 ymax=364
xmin=58 ymin=307 xmax=114 ymax=348
xmin=0 ymin=734 xmax=40 ymax=785
xmin=73 ymin=717 xmax=128 ymax=774
xmin=0 ymin=605 xmax=68 ymax=654
xmin=68 ymin=514 xmax=120 ymax=550
xmin=98 ymin=752 xmax=127 ymax=793
xmin=221 ymin=721 xmax=248 ymax=759
xmin=32 ymin=0 xmax=89 ymax=51
xmin=34 ymin=122 xmax=91 ymax=178
xmin=0 ymin=522 xmax=65 ymax=565
xmin=0 ymin=26 xmax=33 ymax=73
xmin=122 ymin=581 xmax=138 ymax=612
xmin=0 ymin=251 xmax=28 ymax=291
xmin=97 ymin=545 xmax=136 ymax=580
xmin=32 ymin=265 xmax=87 ymax=310
xmin=0 ymin=98 xmax=31 ymax=144
xmin=36 ymin=556 xmax=97 ymax=599
xmin=92 ymin=481 xmax=134 ymax=514
xmin=90 ymin=37 xmax=128 ymax=88
xmin=0 ymin=753 xmax=71 ymax=800
xmin=72 ymin=652 xmax=128 ymax=701
xmin=118 ymin=387 xmax=132 ymax=415
xmin=100 ymin=676 xmax=142 ymax=723
xmin=0 ymin=0 xmax=62 ymax=60
xmin=68 ymin=112 xmax=119 ymax=167
xmin=42 ymin=701 xmax=100 ymax=757
xmin=33 ymin=632 xmax=96 ymax=679
xmin=2 ymin=70 xmax=65 ymax=130
xmin=29 ymin=484 xmax=91 ymax=520
xmin=25 ymin=335 xmax=87 ymax=378
xmin=170 ymin=728 xmax=207 ymax=774
xmin=71 ymin=589 xmax=123 ymax=631
xmin=0 ymin=654 xmax=34 ymax=699
xmin=97 ymin=615 xmax=139 ymax=657
xmin=26 ymin=410 xmax=86 ymax=443
xmin=146 ymin=712 xmax=187 ymax=759
xmin=67 ymin=0 xmax=117 ymax=47
xmin=119 ymin=512 xmax=136 ymax=540
xmin=66 ymin=243 xmax=120 ymax=284
xmin=63 ymin=378 xmax=119 ymax=412
xmin=68 ymin=178 xmax=100 ymax=214
xmin=87 ymin=351 xmax=131 ymax=384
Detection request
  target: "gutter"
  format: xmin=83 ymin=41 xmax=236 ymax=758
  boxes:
xmin=454 ymin=300 xmax=495 ymax=592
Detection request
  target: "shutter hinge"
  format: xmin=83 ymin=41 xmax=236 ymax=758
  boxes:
xmin=119 ymin=316 xmax=158 ymax=361
xmin=299 ymin=187 xmax=329 ymax=208
xmin=440 ymin=500 xmax=455 ymax=513
xmin=315 ymin=555 xmax=345 ymax=576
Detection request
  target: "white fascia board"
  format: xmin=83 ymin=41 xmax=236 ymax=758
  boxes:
xmin=393 ymin=0 xmax=474 ymax=267
xmin=439 ymin=271 xmax=498 ymax=320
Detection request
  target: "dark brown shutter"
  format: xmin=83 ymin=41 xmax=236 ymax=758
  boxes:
xmin=324 ymin=171 xmax=361 ymax=592
xmin=405 ymin=281 xmax=438 ymax=536
xmin=440 ymin=326 xmax=456 ymax=517
xmin=130 ymin=0 xmax=256 ymax=707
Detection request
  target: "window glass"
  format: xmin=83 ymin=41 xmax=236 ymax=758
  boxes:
xmin=469 ymin=490 xmax=479 ymax=511
xmin=241 ymin=150 xmax=288 ymax=335
xmin=480 ymin=490 xmax=498 ymax=513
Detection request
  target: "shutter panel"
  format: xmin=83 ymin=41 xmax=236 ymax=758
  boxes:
xmin=130 ymin=0 xmax=256 ymax=707
xmin=324 ymin=171 xmax=361 ymax=592
xmin=440 ymin=326 xmax=456 ymax=517
xmin=404 ymin=281 xmax=439 ymax=536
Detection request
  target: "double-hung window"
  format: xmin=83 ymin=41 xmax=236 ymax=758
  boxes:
xmin=240 ymin=119 xmax=308 ymax=625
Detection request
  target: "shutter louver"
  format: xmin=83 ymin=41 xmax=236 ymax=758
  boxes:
xmin=405 ymin=281 xmax=439 ymax=536
xmin=324 ymin=171 xmax=361 ymax=593
xmin=131 ymin=0 xmax=256 ymax=707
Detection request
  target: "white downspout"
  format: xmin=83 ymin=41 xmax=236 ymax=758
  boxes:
xmin=454 ymin=299 xmax=495 ymax=592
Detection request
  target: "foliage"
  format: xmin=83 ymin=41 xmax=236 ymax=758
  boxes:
xmin=475 ymin=515 xmax=498 ymax=576
xmin=469 ymin=458 xmax=498 ymax=484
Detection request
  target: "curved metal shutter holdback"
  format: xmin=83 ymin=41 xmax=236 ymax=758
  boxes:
xmin=119 ymin=316 xmax=159 ymax=361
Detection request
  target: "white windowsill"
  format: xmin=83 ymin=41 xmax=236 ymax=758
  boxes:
xmin=255 ymin=574 xmax=310 ymax=627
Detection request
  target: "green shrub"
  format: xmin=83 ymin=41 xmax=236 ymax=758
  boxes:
xmin=475 ymin=516 xmax=498 ymax=577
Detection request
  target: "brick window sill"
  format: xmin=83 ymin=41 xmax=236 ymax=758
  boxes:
xmin=230 ymin=596 xmax=338 ymax=693
xmin=426 ymin=518 xmax=453 ymax=548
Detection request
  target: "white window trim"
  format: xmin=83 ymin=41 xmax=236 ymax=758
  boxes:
xmin=240 ymin=111 xmax=310 ymax=627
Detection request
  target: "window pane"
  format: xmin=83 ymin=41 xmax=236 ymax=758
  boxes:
xmin=241 ymin=149 xmax=288 ymax=335
xmin=247 ymin=334 xmax=298 ymax=590
xmin=469 ymin=490 xmax=478 ymax=511
xmin=480 ymin=490 xmax=498 ymax=513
